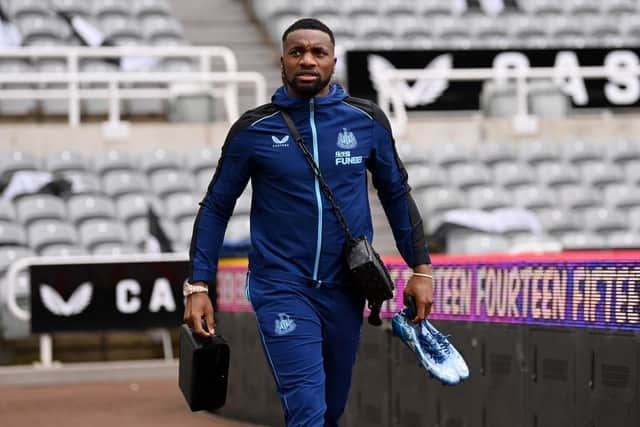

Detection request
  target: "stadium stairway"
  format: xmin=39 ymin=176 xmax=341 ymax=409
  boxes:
xmin=169 ymin=0 xmax=282 ymax=112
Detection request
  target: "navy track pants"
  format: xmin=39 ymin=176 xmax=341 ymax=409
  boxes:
xmin=246 ymin=272 xmax=365 ymax=427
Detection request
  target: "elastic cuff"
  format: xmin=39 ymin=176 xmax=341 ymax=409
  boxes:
xmin=410 ymin=252 xmax=431 ymax=268
xmin=189 ymin=269 xmax=217 ymax=286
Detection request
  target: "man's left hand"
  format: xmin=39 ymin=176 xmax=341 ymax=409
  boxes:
xmin=403 ymin=264 xmax=434 ymax=323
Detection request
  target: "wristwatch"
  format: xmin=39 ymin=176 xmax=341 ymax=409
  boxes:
xmin=182 ymin=280 xmax=208 ymax=297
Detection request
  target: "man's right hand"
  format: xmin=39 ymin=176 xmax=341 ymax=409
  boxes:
xmin=183 ymin=287 xmax=215 ymax=337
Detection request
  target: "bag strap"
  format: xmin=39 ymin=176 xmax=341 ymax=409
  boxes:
xmin=279 ymin=109 xmax=356 ymax=244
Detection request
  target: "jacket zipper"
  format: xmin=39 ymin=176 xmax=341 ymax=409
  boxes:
xmin=310 ymin=99 xmax=322 ymax=287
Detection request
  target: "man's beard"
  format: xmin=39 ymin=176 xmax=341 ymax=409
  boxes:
xmin=285 ymin=74 xmax=332 ymax=98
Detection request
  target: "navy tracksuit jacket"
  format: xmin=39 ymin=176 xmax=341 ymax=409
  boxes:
xmin=189 ymin=84 xmax=430 ymax=426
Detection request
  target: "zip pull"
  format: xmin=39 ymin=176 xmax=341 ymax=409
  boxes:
xmin=309 ymin=98 xmax=314 ymax=112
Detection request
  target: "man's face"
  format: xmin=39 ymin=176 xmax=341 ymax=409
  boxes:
xmin=281 ymin=29 xmax=336 ymax=98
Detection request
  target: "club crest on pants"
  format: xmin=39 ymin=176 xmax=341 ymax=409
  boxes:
xmin=274 ymin=312 xmax=296 ymax=335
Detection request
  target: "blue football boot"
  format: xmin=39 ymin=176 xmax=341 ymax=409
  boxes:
xmin=391 ymin=308 xmax=460 ymax=386
xmin=423 ymin=320 xmax=470 ymax=381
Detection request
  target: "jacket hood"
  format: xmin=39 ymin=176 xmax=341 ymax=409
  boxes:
xmin=271 ymin=83 xmax=348 ymax=109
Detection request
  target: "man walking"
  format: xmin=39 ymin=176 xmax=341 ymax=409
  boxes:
xmin=184 ymin=18 xmax=434 ymax=426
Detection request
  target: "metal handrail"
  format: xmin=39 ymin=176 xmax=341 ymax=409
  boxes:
xmin=0 ymin=46 xmax=268 ymax=126
xmin=375 ymin=64 xmax=640 ymax=135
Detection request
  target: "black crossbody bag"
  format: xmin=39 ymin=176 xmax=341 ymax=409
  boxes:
xmin=280 ymin=110 xmax=394 ymax=326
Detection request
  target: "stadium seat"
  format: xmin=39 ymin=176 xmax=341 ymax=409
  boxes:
xmin=603 ymin=0 xmax=637 ymax=15
xmin=27 ymin=220 xmax=77 ymax=253
xmin=116 ymin=193 xmax=164 ymax=224
xmin=45 ymin=150 xmax=88 ymax=174
xmin=91 ymin=242 xmax=139 ymax=255
xmin=304 ymin=0 xmax=341 ymax=17
xmin=509 ymin=233 xmax=562 ymax=254
xmin=223 ymin=215 xmax=250 ymax=244
xmin=39 ymin=244 xmax=88 ymax=257
xmin=509 ymin=15 xmax=548 ymax=47
xmin=93 ymin=0 xmax=131 ymax=20
xmin=141 ymin=15 xmax=183 ymax=42
xmin=528 ymin=80 xmax=570 ymax=118
xmin=100 ymin=15 xmax=143 ymax=45
xmin=447 ymin=232 xmax=511 ymax=255
xmin=149 ymin=169 xmax=196 ymax=198
xmin=67 ymin=194 xmax=117 ymax=225
xmin=234 ymin=190 xmax=252 ymax=216
xmin=0 ymin=223 xmax=27 ymax=247
xmin=195 ymin=169 xmax=214 ymax=193
xmin=565 ymin=0 xmax=601 ymax=18
xmin=127 ymin=216 xmax=177 ymax=249
xmin=604 ymin=184 xmax=640 ymax=209
xmin=17 ymin=16 xmax=72 ymax=45
xmin=0 ymin=149 xmax=40 ymax=176
xmin=0 ymin=60 xmax=38 ymax=116
xmin=93 ymin=149 xmax=137 ymax=176
xmin=493 ymin=162 xmax=537 ymax=189
xmin=478 ymin=142 xmax=518 ymax=167
xmin=35 ymin=59 xmax=70 ymax=115
xmin=579 ymin=160 xmax=626 ymax=189
xmin=448 ymin=163 xmax=493 ymax=190
xmin=562 ymin=140 xmax=605 ymax=165
xmin=519 ymin=140 xmax=562 ymax=165
xmin=396 ymin=143 xmax=429 ymax=166
xmin=473 ymin=15 xmax=510 ymax=48
xmin=15 ymin=194 xmax=67 ymax=225
xmin=560 ymin=231 xmax=607 ymax=250
xmin=467 ymin=186 xmax=514 ymax=211
xmin=538 ymin=208 xmax=581 ymax=235
xmin=256 ymin=0 xmax=304 ymax=20
xmin=319 ymin=17 xmax=357 ymax=47
xmin=164 ymin=192 xmax=200 ymax=223
xmin=102 ymin=170 xmax=149 ymax=198
xmin=0 ymin=200 xmax=17 ymax=223
xmin=536 ymin=162 xmax=581 ymax=188
xmin=581 ymin=207 xmax=629 ymax=233
xmin=515 ymin=189 xmax=554 ymax=214
xmin=407 ymin=164 xmax=449 ymax=191
xmin=7 ymin=0 xmax=50 ymax=20
xmin=176 ymin=217 xmax=195 ymax=246
xmin=420 ymin=0 xmax=455 ymax=17
xmin=51 ymin=0 xmax=92 ymax=17
xmin=520 ymin=0 xmax=564 ymax=17
xmin=0 ymin=246 xmax=35 ymax=275
xmin=80 ymin=60 xmax=120 ymax=115
xmin=392 ymin=16 xmax=433 ymax=46
xmin=608 ymin=139 xmax=640 ymax=164
xmin=432 ymin=16 xmax=472 ymax=48
xmin=78 ymin=218 xmax=128 ymax=250
xmin=380 ymin=0 xmax=415 ymax=18
xmin=343 ymin=0 xmax=379 ymax=18
xmin=556 ymin=185 xmax=601 ymax=210
xmin=355 ymin=16 xmax=394 ymax=47
xmin=585 ymin=16 xmax=624 ymax=47
xmin=625 ymin=160 xmax=640 ymax=184
xmin=606 ymin=231 xmax=640 ymax=249
xmin=185 ymin=146 xmax=219 ymax=175
xmin=418 ymin=187 xmax=465 ymax=215
xmin=622 ymin=15 xmax=640 ymax=44
xmin=432 ymin=142 xmax=474 ymax=167
xmin=481 ymin=80 xmax=518 ymax=118
xmin=139 ymin=148 xmax=182 ymax=174
xmin=60 ymin=171 xmax=102 ymax=196
xmin=132 ymin=0 xmax=172 ymax=18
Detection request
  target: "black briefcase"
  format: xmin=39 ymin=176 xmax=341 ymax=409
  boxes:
xmin=178 ymin=323 xmax=230 ymax=411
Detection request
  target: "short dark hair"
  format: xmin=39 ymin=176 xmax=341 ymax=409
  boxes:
xmin=281 ymin=18 xmax=335 ymax=46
